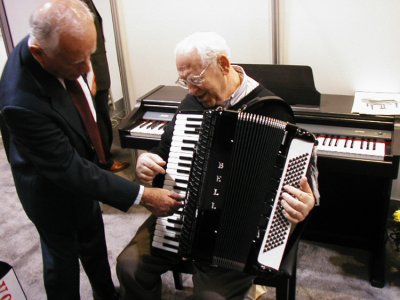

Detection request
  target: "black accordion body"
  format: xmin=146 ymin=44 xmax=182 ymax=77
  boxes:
xmin=152 ymin=109 xmax=316 ymax=274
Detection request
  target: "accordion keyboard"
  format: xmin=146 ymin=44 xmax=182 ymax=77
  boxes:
xmin=151 ymin=113 xmax=203 ymax=253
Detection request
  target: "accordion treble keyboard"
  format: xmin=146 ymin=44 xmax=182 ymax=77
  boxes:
xmin=152 ymin=113 xmax=204 ymax=253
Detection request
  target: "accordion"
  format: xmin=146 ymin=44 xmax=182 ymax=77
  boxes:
xmin=152 ymin=109 xmax=316 ymax=274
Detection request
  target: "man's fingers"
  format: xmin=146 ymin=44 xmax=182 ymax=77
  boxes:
xmin=144 ymin=153 xmax=166 ymax=174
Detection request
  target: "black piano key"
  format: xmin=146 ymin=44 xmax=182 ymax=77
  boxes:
xmin=334 ymin=137 xmax=339 ymax=147
xmin=186 ymin=117 xmax=202 ymax=122
xmin=173 ymin=185 xmax=187 ymax=191
xmin=181 ymin=146 xmax=194 ymax=152
xmin=164 ymin=235 xmax=180 ymax=242
xmin=183 ymin=139 xmax=197 ymax=145
xmin=150 ymin=121 xmax=160 ymax=129
xmin=183 ymin=129 xmax=196 ymax=134
xmin=168 ymin=218 xmax=183 ymax=225
xmin=321 ymin=136 xmax=328 ymax=146
xmin=179 ymin=156 xmax=192 ymax=161
xmin=139 ymin=120 xmax=150 ymax=128
xmin=328 ymin=136 xmax=334 ymax=146
xmin=186 ymin=124 xmax=200 ymax=129
xmin=178 ymin=162 xmax=191 ymax=168
xmin=175 ymin=178 xmax=188 ymax=184
xmin=166 ymin=225 xmax=181 ymax=232
xmin=162 ymin=242 xmax=178 ymax=250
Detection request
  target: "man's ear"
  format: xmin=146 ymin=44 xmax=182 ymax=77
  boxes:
xmin=29 ymin=45 xmax=46 ymax=64
xmin=217 ymin=55 xmax=230 ymax=74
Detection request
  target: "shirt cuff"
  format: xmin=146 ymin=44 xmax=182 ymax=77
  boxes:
xmin=134 ymin=185 xmax=145 ymax=205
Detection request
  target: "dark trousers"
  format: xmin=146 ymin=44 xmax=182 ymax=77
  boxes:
xmin=116 ymin=216 xmax=254 ymax=300
xmin=38 ymin=203 xmax=116 ymax=300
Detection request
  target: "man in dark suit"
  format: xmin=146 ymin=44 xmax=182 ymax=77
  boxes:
xmin=0 ymin=1 xmax=182 ymax=299
xmin=81 ymin=0 xmax=129 ymax=173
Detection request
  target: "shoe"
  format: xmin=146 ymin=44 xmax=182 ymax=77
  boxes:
xmin=109 ymin=160 xmax=130 ymax=173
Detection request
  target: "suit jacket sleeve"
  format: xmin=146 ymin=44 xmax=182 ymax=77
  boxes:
xmin=2 ymin=105 xmax=138 ymax=212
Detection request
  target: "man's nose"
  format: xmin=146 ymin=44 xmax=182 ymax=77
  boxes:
xmin=81 ymin=58 xmax=92 ymax=74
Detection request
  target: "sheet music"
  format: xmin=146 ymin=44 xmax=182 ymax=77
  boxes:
xmin=352 ymin=91 xmax=400 ymax=115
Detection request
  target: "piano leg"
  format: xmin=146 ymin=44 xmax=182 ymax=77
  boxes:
xmin=370 ymin=244 xmax=385 ymax=288
xmin=369 ymin=180 xmax=392 ymax=288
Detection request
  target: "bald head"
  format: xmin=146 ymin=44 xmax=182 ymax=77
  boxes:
xmin=29 ymin=0 xmax=94 ymax=53
xmin=28 ymin=0 xmax=97 ymax=80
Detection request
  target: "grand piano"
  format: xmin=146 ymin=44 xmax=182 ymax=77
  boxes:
xmin=118 ymin=64 xmax=400 ymax=288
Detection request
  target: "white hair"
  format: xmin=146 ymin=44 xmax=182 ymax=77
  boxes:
xmin=175 ymin=32 xmax=231 ymax=66
xmin=29 ymin=0 xmax=94 ymax=53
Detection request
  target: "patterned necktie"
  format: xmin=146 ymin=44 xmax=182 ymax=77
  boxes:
xmin=65 ymin=79 xmax=107 ymax=165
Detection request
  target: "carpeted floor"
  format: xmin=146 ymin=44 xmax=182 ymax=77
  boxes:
xmin=1 ymin=130 xmax=400 ymax=299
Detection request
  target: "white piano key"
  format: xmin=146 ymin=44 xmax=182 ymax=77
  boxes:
xmin=168 ymin=151 xmax=193 ymax=159
xmin=167 ymin=162 xmax=191 ymax=172
xmin=173 ymin=129 xmax=199 ymax=137
xmin=172 ymin=135 xmax=199 ymax=142
xmin=175 ymin=119 xmax=203 ymax=126
xmin=164 ymin=180 xmax=188 ymax=189
xmin=151 ymin=241 xmax=179 ymax=253
xmin=154 ymin=225 xmax=180 ymax=239
xmin=153 ymin=234 xmax=180 ymax=247
xmin=316 ymin=136 xmax=329 ymax=152
xmin=170 ymin=140 xmax=197 ymax=149
xmin=164 ymin=172 xmax=189 ymax=182
xmin=156 ymin=213 xmax=183 ymax=223
xmin=375 ymin=141 xmax=386 ymax=157
xmin=167 ymin=157 xmax=193 ymax=165
xmin=156 ymin=219 xmax=183 ymax=230
xmin=169 ymin=146 xmax=194 ymax=155
xmin=154 ymin=122 xmax=167 ymax=135
xmin=155 ymin=221 xmax=183 ymax=233
xmin=333 ymin=137 xmax=347 ymax=153
xmin=176 ymin=114 xmax=203 ymax=121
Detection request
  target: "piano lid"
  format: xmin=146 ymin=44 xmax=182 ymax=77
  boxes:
xmin=237 ymin=63 xmax=321 ymax=107
xmin=294 ymin=94 xmax=397 ymax=128
xmin=140 ymin=85 xmax=188 ymax=106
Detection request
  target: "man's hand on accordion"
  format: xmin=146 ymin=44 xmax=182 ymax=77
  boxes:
xmin=280 ymin=177 xmax=315 ymax=224
xmin=140 ymin=187 xmax=184 ymax=217
xmin=136 ymin=152 xmax=166 ymax=185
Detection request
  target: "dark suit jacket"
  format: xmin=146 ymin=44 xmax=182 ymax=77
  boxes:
xmin=0 ymin=37 xmax=139 ymax=233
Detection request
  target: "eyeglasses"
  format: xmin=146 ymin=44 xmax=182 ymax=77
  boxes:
xmin=175 ymin=63 xmax=211 ymax=89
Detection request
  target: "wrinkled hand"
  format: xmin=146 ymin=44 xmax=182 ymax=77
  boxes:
xmin=140 ymin=187 xmax=184 ymax=217
xmin=281 ymin=177 xmax=315 ymax=224
xmin=136 ymin=152 xmax=166 ymax=185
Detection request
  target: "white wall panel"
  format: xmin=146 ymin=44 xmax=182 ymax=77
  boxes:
xmin=280 ymin=0 xmax=400 ymax=95
xmin=281 ymin=0 xmax=400 ymax=200
xmin=117 ymin=0 xmax=274 ymax=104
